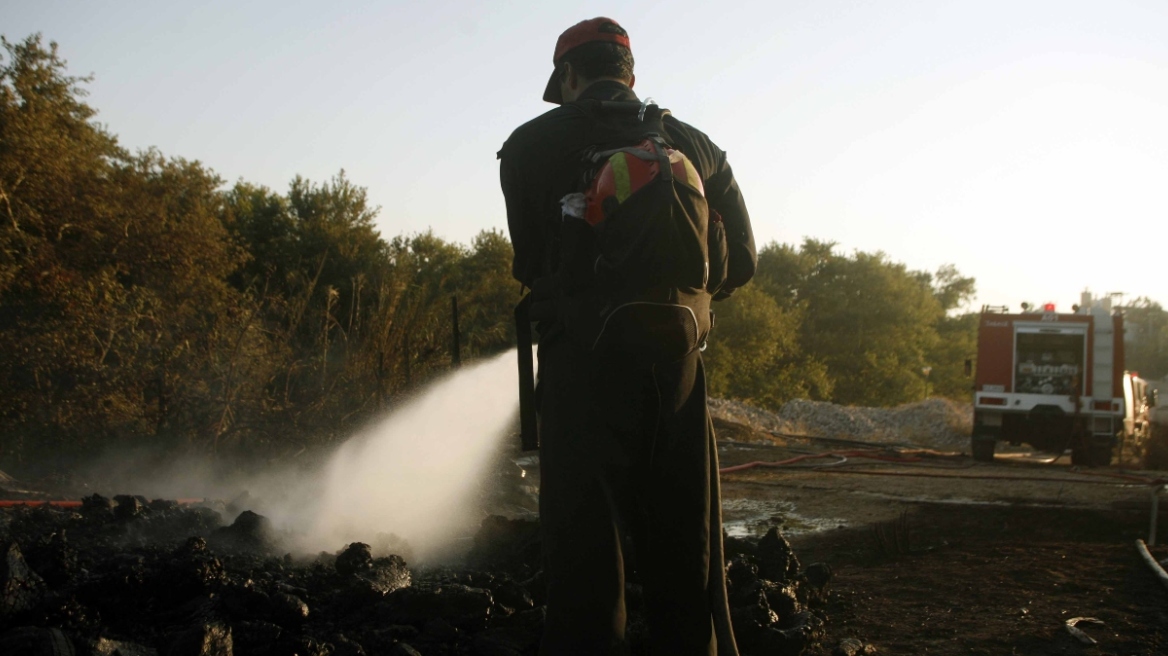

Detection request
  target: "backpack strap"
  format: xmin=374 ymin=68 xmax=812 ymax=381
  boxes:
xmin=572 ymin=98 xmax=673 ymax=147
xmin=590 ymin=98 xmax=670 ymax=121
xmin=588 ymin=136 xmax=674 ymax=183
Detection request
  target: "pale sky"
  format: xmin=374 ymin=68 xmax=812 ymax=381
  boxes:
xmin=6 ymin=0 xmax=1167 ymax=312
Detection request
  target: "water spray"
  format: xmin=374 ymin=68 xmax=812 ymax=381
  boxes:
xmin=2 ymin=350 xmax=527 ymax=564
xmin=292 ymin=348 xmax=521 ymax=560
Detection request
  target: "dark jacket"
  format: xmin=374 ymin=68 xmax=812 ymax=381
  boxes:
xmin=498 ymin=80 xmax=756 ymax=293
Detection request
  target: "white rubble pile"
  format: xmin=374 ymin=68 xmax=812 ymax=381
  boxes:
xmin=709 ymin=397 xmax=973 ymax=449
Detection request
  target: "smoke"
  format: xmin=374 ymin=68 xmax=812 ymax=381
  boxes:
xmin=73 ymin=349 xmax=523 ymax=563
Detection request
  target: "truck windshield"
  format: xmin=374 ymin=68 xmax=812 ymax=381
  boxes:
xmin=1015 ymin=332 xmax=1084 ymax=395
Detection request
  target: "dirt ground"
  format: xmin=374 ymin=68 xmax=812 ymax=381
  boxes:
xmin=4 ymin=416 xmax=1167 ymax=655
xmin=713 ymin=419 xmax=1168 ymax=655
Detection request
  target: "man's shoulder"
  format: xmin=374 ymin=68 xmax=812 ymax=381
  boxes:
xmin=660 ymin=113 xmax=726 ymax=173
xmin=499 ymin=105 xmax=585 ymax=161
xmin=662 ymin=114 xmax=718 ymax=150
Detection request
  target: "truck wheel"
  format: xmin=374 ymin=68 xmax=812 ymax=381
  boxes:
xmin=971 ymin=436 xmax=995 ymax=463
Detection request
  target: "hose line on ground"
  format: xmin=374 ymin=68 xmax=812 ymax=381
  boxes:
xmin=719 ymin=449 xmax=926 ymax=474
xmin=1135 ymin=539 xmax=1168 ymax=592
xmin=719 ymin=445 xmax=1168 ymax=488
xmin=0 ymin=499 xmax=205 ymax=508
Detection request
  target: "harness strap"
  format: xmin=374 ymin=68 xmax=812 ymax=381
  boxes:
xmin=590 ymin=135 xmax=674 ymax=185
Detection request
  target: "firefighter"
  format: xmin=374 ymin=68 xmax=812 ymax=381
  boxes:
xmin=498 ymin=17 xmax=756 ymax=655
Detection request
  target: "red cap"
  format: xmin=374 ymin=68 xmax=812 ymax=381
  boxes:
xmin=542 ymin=17 xmax=631 ymax=104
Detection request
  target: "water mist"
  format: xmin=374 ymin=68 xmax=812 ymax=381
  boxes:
xmin=293 ymin=348 xmax=522 ymax=560
xmin=72 ymin=349 xmax=525 ymax=563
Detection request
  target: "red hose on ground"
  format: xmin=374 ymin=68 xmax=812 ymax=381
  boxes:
xmin=0 ymin=500 xmax=84 ymax=508
xmin=1064 ymin=469 xmax=1168 ymax=485
xmin=0 ymin=498 xmax=206 ymax=508
xmin=719 ymin=447 xmax=1168 ymax=488
xmin=800 ymin=468 xmax=1154 ymax=485
xmin=718 ymin=449 xmax=923 ymax=474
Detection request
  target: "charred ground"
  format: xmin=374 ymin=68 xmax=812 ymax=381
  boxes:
xmin=3 ymin=411 xmax=1168 ymax=655
xmin=0 ymin=492 xmax=830 ymax=656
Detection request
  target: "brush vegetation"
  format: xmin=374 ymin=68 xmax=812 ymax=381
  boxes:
xmin=2 ymin=35 xmax=1165 ymax=465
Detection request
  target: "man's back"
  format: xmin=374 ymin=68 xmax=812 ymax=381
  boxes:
xmin=499 ymin=80 xmax=755 ymax=294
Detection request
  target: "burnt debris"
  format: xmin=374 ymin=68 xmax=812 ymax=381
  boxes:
xmin=0 ymin=500 xmax=832 ymax=655
xmin=723 ymin=528 xmax=833 ymax=656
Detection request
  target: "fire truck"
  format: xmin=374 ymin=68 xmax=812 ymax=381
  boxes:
xmin=971 ymin=292 xmax=1154 ymax=466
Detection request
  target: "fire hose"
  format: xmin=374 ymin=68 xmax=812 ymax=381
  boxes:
xmin=1136 ymin=538 xmax=1168 ymax=592
xmin=0 ymin=500 xmax=86 ymax=508
xmin=718 ymin=446 xmax=1168 ymax=487
xmin=0 ymin=498 xmax=205 ymax=508
xmin=718 ymin=449 xmax=922 ymax=474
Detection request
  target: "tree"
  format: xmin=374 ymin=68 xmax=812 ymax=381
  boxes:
xmin=0 ymin=34 xmax=141 ymax=459
xmin=0 ymin=35 xmax=250 ymax=458
xmin=703 ymin=285 xmax=831 ymax=409
xmin=926 ymin=311 xmax=978 ymax=400
xmin=107 ymin=151 xmax=248 ymax=447
xmin=930 ymin=264 xmax=977 ymax=313
xmin=745 ymin=241 xmax=977 ymax=406
xmin=919 ymin=263 xmax=978 ymax=400
xmin=221 ymin=181 xmax=296 ymax=291
xmin=1122 ymin=298 xmax=1168 ymax=380
xmin=455 ymin=229 xmax=518 ymax=358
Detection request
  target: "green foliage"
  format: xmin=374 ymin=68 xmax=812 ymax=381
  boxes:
xmin=458 ymin=229 xmax=521 ymax=356
xmin=1122 ymin=298 xmax=1168 ymax=380
xmin=927 ymin=312 xmax=978 ymax=400
xmin=0 ymin=34 xmax=518 ymax=464
xmin=919 ymin=264 xmax=978 ymax=400
xmin=704 ymin=285 xmax=830 ymax=410
xmin=713 ymin=240 xmax=981 ymax=407
xmin=0 ymin=35 xmax=254 ymax=457
xmin=803 ymin=249 xmax=936 ymax=405
xmin=930 ymin=264 xmax=977 ymax=313
xmin=746 ymin=240 xmax=977 ymax=407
